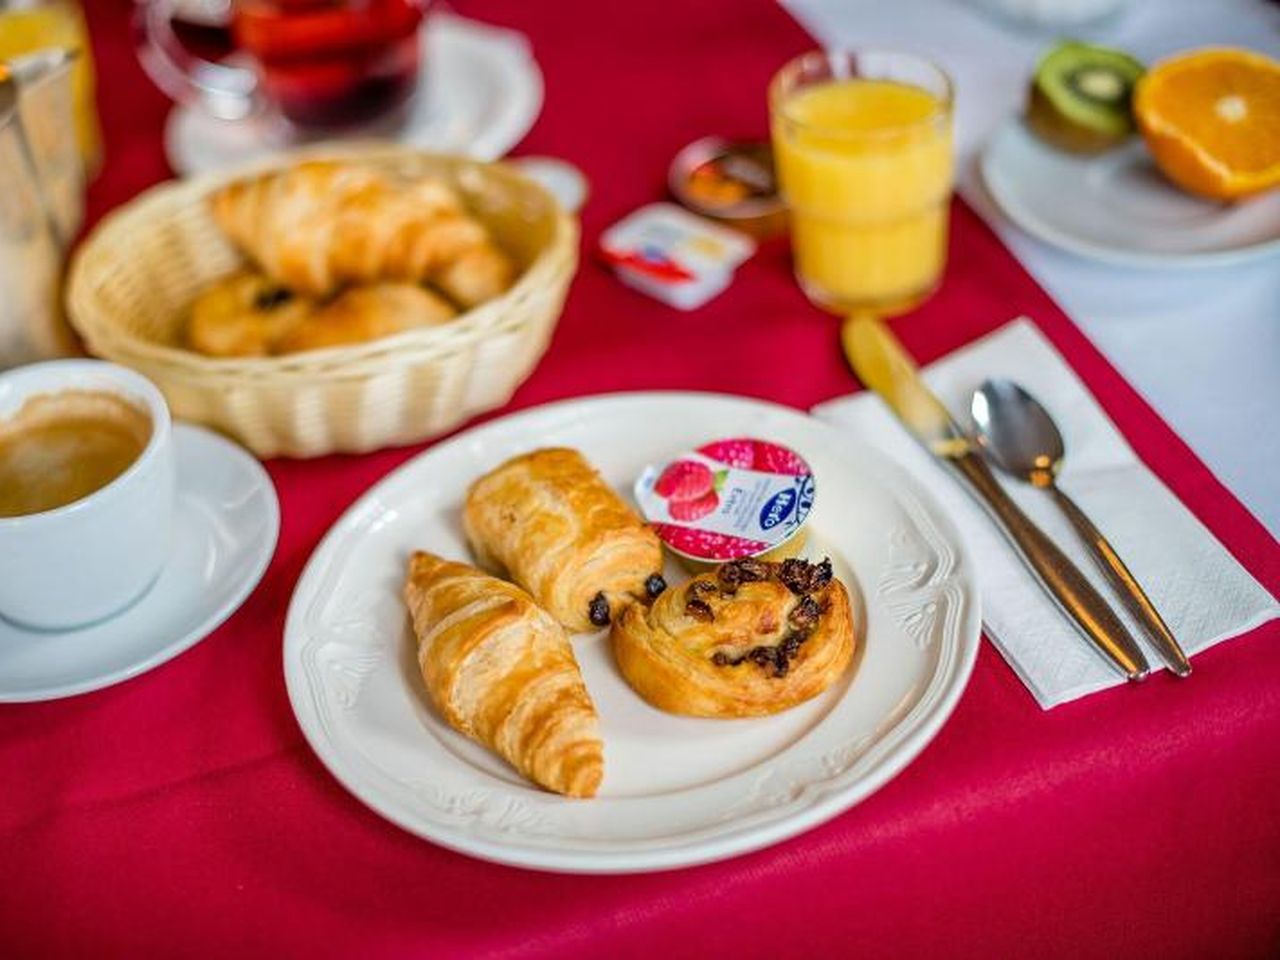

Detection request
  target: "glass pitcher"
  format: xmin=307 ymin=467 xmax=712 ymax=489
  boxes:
xmin=0 ymin=48 xmax=83 ymax=367
xmin=0 ymin=0 xmax=101 ymax=172
xmin=135 ymin=0 xmax=428 ymax=129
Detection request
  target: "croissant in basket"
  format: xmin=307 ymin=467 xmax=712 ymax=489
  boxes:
xmin=210 ymin=161 xmax=516 ymax=307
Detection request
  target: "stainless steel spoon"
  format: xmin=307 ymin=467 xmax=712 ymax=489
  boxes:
xmin=971 ymin=378 xmax=1192 ymax=678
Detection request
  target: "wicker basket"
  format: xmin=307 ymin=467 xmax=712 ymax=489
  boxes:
xmin=66 ymin=145 xmax=578 ymax=458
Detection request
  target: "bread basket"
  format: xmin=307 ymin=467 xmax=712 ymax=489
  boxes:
xmin=66 ymin=145 xmax=578 ymax=457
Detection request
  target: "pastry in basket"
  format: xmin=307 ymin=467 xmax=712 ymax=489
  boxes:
xmin=464 ymin=448 xmax=667 ymax=633
xmin=403 ymin=550 xmax=604 ymax=798
xmin=187 ymin=277 xmax=458 ymax=357
xmin=186 ymin=270 xmax=316 ymax=358
xmin=611 ymin=556 xmax=855 ymax=718
xmin=210 ymin=160 xmax=516 ymax=307
xmin=274 ymin=283 xmax=457 ymax=353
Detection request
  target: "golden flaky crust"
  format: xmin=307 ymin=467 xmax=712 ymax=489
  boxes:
xmin=187 ymin=275 xmax=458 ymax=357
xmin=463 ymin=448 xmax=666 ymax=633
xmin=210 ymin=161 xmax=515 ymax=306
xmin=186 ymin=270 xmax=316 ymax=357
xmin=611 ymin=557 xmax=855 ymax=718
xmin=402 ymin=551 xmax=603 ymax=798
xmin=273 ymin=283 xmax=457 ymax=353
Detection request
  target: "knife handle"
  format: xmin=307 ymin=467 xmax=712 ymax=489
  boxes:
xmin=949 ymin=450 xmax=1150 ymax=681
xmin=1049 ymin=485 xmax=1191 ymax=677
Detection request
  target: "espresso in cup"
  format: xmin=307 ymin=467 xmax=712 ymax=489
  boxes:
xmin=0 ymin=389 xmax=152 ymax=518
xmin=0 ymin=361 xmax=175 ymax=630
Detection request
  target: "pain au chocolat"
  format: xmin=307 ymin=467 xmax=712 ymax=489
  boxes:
xmin=463 ymin=448 xmax=666 ymax=633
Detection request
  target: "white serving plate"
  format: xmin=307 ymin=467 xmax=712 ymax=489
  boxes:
xmin=283 ymin=393 xmax=981 ymax=873
xmin=982 ymin=117 xmax=1280 ymax=268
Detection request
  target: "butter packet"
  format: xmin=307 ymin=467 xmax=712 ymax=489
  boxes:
xmin=599 ymin=203 xmax=755 ymax=310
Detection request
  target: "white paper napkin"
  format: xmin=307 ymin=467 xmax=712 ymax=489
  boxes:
xmin=812 ymin=318 xmax=1279 ymax=708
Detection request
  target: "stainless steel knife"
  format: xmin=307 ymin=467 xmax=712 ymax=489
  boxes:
xmin=841 ymin=314 xmax=1149 ymax=682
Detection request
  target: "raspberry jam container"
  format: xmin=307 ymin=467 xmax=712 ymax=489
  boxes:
xmin=634 ymin=437 xmax=815 ymax=569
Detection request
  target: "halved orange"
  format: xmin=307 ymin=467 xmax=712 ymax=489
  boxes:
xmin=1134 ymin=47 xmax=1280 ymax=201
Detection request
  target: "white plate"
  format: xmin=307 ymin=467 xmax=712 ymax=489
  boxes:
xmin=982 ymin=118 xmax=1280 ymax=268
xmin=284 ymin=393 xmax=981 ymax=873
xmin=0 ymin=425 xmax=279 ymax=702
xmin=165 ymin=15 xmax=544 ymax=176
xmin=171 ymin=0 xmax=229 ymax=28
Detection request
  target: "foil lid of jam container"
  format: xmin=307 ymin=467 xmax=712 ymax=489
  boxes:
xmin=599 ymin=202 xmax=755 ymax=310
xmin=635 ymin=437 xmax=815 ymax=564
xmin=669 ymin=137 xmax=787 ymax=237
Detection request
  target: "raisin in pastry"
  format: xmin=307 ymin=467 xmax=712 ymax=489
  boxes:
xmin=610 ymin=557 xmax=855 ymax=717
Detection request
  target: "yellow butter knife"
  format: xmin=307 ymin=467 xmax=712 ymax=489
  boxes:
xmin=841 ymin=315 xmax=1150 ymax=682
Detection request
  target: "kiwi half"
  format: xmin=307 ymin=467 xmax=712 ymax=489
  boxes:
xmin=1026 ymin=40 xmax=1145 ymax=154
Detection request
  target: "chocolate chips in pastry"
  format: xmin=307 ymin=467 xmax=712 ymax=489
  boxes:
xmin=611 ymin=556 xmax=855 ymax=718
xmin=463 ymin=448 xmax=667 ymax=633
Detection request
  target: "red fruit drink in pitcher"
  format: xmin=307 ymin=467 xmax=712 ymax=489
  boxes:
xmin=232 ymin=0 xmax=424 ymax=128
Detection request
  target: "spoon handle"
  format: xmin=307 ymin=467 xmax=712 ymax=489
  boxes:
xmin=1049 ymin=486 xmax=1192 ymax=677
xmin=948 ymin=451 xmax=1150 ymax=681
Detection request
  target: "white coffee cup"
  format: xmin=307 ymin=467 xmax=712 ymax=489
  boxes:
xmin=0 ymin=360 xmax=176 ymax=629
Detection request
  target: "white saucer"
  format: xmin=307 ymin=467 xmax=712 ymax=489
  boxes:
xmin=165 ymin=14 xmax=544 ymax=177
xmin=0 ymin=425 xmax=279 ymax=702
xmin=982 ymin=117 xmax=1280 ymax=268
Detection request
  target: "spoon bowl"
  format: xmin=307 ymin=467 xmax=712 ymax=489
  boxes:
xmin=969 ymin=377 xmax=1191 ymax=677
xmin=970 ymin=378 xmax=1063 ymax=485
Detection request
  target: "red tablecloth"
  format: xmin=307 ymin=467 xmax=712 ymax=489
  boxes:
xmin=4 ymin=1 xmax=1279 ymax=956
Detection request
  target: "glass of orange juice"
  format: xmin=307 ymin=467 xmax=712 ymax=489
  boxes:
xmin=770 ymin=50 xmax=954 ymax=315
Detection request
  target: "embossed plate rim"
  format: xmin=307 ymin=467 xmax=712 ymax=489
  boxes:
xmin=283 ymin=392 xmax=981 ymax=873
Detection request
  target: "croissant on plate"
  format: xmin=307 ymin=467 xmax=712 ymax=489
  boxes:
xmin=463 ymin=448 xmax=667 ymax=633
xmin=403 ymin=550 xmax=604 ymax=798
xmin=210 ymin=161 xmax=516 ymax=307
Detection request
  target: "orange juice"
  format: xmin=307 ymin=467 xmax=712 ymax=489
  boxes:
xmin=771 ymin=64 xmax=953 ymax=314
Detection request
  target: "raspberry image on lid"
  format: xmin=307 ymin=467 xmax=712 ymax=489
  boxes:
xmin=635 ymin=437 xmax=815 ymax=566
xmin=668 ymin=490 xmax=720 ymax=522
xmin=654 ymin=460 xmax=716 ymax=502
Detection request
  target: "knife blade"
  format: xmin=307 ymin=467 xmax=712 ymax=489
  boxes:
xmin=841 ymin=315 xmax=1150 ymax=682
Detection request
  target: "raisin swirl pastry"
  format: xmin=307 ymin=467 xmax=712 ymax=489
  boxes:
xmin=464 ymin=448 xmax=667 ymax=633
xmin=403 ymin=551 xmax=604 ymax=797
xmin=611 ymin=557 xmax=855 ymax=718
